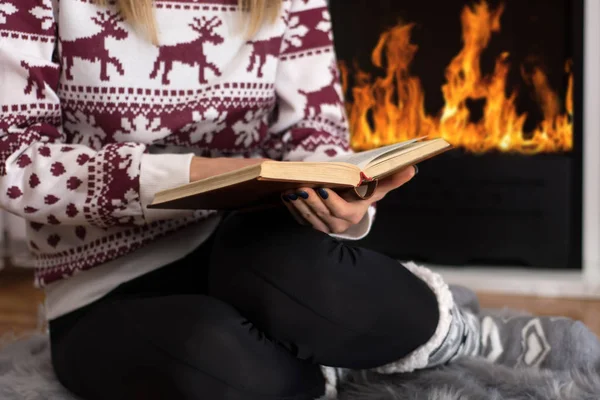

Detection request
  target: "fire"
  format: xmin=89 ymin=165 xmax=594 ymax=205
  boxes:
xmin=341 ymin=1 xmax=573 ymax=154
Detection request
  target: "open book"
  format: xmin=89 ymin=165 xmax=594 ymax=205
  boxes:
xmin=149 ymin=137 xmax=452 ymax=210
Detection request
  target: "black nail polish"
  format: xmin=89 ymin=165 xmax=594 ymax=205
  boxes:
xmin=317 ymin=188 xmax=329 ymax=199
xmin=281 ymin=194 xmax=290 ymax=202
xmin=413 ymin=164 xmax=419 ymax=175
xmin=297 ymin=191 xmax=309 ymax=199
xmin=287 ymin=193 xmax=298 ymax=201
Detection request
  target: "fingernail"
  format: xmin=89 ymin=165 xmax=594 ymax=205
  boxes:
xmin=281 ymin=194 xmax=290 ymax=202
xmin=317 ymin=188 xmax=329 ymax=199
xmin=413 ymin=164 xmax=419 ymax=175
xmin=297 ymin=191 xmax=309 ymax=199
xmin=286 ymin=193 xmax=298 ymax=201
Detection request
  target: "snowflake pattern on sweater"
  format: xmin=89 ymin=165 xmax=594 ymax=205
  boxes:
xmin=0 ymin=0 xmax=352 ymax=286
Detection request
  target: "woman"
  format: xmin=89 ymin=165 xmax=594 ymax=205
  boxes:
xmin=0 ymin=0 xmax=480 ymax=398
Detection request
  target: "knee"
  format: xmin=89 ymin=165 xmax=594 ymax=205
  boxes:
xmin=397 ymin=270 xmax=441 ymax=353
xmin=353 ymin=271 xmax=441 ymax=369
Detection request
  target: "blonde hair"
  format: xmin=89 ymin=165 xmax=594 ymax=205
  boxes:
xmin=95 ymin=0 xmax=282 ymax=45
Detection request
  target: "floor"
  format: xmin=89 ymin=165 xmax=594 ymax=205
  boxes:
xmin=1 ymin=267 xmax=600 ymax=337
xmin=0 ymin=268 xmax=45 ymax=336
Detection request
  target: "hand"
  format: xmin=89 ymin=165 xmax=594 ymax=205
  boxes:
xmin=282 ymin=165 xmax=418 ymax=234
xmin=190 ymin=156 xmax=268 ymax=182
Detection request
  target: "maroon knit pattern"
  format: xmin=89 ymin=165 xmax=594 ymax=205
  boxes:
xmin=0 ymin=0 xmax=351 ymax=286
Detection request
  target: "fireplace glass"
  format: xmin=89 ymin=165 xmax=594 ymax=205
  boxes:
xmin=328 ymin=0 xmax=584 ymax=269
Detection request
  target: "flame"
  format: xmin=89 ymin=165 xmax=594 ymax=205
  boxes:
xmin=342 ymin=1 xmax=573 ymax=154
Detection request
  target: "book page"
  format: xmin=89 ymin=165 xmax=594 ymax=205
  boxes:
xmin=329 ymin=137 xmax=424 ymax=169
xmin=364 ymin=138 xmax=451 ymax=179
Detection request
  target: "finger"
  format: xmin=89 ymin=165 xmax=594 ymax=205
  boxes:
xmin=281 ymin=193 xmax=309 ymax=226
xmin=314 ymin=188 xmax=367 ymax=226
xmin=288 ymin=190 xmax=330 ymax=233
xmin=297 ymin=188 xmax=351 ymax=234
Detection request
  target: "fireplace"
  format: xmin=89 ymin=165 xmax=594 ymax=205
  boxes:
xmin=328 ymin=0 xmax=584 ymax=270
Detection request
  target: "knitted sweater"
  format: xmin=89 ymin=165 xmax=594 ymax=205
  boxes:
xmin=0 ymin=0 xmax=374 ymax=318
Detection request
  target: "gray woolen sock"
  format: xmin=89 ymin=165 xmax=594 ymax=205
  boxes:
xmin=427 ymin=304 xmax=481 ymax=367
xmin=480 ymin=313 xmax=600 ymax=370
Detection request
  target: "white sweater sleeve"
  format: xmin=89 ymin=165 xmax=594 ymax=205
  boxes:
xmin=0 ymin=0 xmax=193 ymax=228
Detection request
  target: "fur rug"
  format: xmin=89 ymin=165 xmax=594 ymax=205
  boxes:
xmin=0 ymin=333 xmax=76 ymax=400
xmin=339 ymin=358 xmax=600 ymax=400
xmin=1 ymin=331 xmax=599 ymax=400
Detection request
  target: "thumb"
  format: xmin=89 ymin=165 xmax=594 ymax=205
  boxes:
xmin=376 ymin=165 xmax=417 ymax=195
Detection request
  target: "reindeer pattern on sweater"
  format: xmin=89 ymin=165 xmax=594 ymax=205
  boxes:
xmin=0 ymin=0 xmax=351 ymax=287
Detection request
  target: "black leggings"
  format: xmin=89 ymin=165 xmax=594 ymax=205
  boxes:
xmin=50 ymin=208 xmax=440 ymax=400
